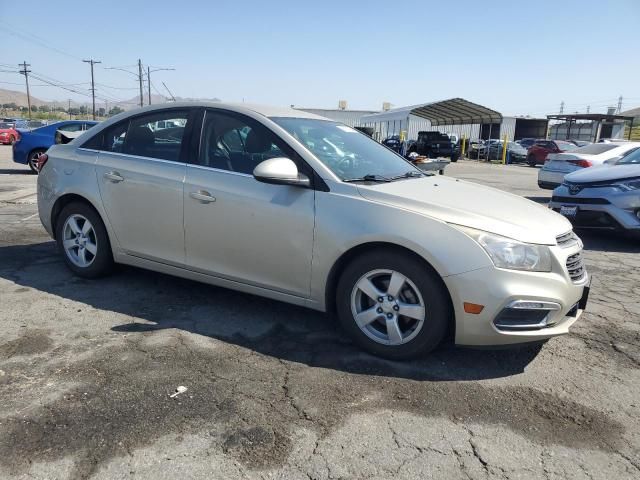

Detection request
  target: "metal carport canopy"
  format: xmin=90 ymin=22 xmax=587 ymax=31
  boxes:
xmin=360 ymin=98 xmax=503 ymax=126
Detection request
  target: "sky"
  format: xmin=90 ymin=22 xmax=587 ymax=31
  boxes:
xmin=1 ymin=0 xmax=639 ymax=116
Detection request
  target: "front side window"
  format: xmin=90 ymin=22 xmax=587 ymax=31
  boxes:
xmin=272 ymin=118 xmax=420 ymax=181
xmin=199 ymin=110 xmax=288 ymax=174
xmin=617 ymin=147 xmax=640 ymax=164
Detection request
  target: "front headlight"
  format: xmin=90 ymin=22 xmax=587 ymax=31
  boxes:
xmin=454 ymin=226 xmax=552 ymax=272
xmin=614 ymin=179 xmax=640 ymax=191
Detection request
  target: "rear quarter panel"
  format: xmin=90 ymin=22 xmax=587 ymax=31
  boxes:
xmin=37 ymin=146 xmax=115 ymax=246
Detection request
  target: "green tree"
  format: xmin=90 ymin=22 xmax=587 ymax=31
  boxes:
xmin=109 ymin=106 xmax=124 ymax=116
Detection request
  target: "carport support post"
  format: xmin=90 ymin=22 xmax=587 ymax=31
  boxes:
xmin=629 ymin=118 xmax=634 ymax=140
xmin=501 ymin=135 xmax=508 ymax=164
xmin=486 ymin=124 xmax=492 ymax=161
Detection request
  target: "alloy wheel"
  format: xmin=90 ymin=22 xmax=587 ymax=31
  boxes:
xmin=350 ymin=269 xmax=426 ymax=346
xmin=62 ymin=214 xmax=98 ymax=267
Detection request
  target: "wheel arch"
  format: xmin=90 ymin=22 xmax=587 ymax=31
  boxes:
xmin=324 ymin=241 xmax=455 ymax=340
xmin=50 ymin=193 xmax=103 ymax=240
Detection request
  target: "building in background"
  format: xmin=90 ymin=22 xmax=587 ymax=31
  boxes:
xmin=294 ymin=100 xmax=378 ymax=127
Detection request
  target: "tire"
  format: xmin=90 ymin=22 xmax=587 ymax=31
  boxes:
xmin=55 ymin=202 xmax=114 ymax=278
xmin=9 ymin=135 xmax=16 ymax=146
xmin=28 ymin=149 xmax=46 ymax=174
xmin=336 ymin=249 xmax=450 ymax=360
xmin=527 ymin=155 xmax=537 ymax=167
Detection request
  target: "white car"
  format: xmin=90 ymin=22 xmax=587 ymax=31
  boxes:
xmin=538 ymin=142 xmax=640 ymax=189
xmin=37 ymin=102 xmax=589 ymax=359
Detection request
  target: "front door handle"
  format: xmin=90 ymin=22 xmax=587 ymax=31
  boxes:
xmin=190 ymin=190 xmax=216 ymax=203
xmin=104 ymin=171 xmax=124 ymax=183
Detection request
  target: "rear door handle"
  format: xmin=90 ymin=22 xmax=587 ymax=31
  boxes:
xmin=104 ymin=171 xmax=124 ymax=183
xmin=190 ymin=190 xmax=216 ymax=203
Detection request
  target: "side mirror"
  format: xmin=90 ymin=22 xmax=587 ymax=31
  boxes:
xmin=253 ymin=157 xmax=310 ymax=187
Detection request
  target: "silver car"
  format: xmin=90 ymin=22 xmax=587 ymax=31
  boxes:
xmin=549 ymin=148 xmax=640 ymax=235
xmin=37 ymin=103 xmax=589 ymax=359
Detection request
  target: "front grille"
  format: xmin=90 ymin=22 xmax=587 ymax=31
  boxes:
xmin=566 ymin=252 xmax=586 ymax=282
xmin=556 ymin=231 xmax=578 ymax=248
xmin=552 ymin=196 xmax=610 ymax=205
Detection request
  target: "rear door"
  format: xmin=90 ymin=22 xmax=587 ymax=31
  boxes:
xmin=93 ymin=108 xmax=195 ymax=265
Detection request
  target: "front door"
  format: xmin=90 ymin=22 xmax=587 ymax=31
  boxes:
xmin=184 ymin=109 xmax=315 ymax=297
xmin=94 ymin=109 xmax=193 ymax=265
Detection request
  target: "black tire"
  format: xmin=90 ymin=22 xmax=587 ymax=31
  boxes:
xmin=28 ymin=149 xmax=46 ymax=174
xmin=336 ymin=249 xmax=451 ymax=360
xmin=527 ymin=155 xmax=537 ymax=167
xmin=55 ymin=202 xmax=114 ymax=278
xmin=9 ymin=135 xmax=16 ymax=146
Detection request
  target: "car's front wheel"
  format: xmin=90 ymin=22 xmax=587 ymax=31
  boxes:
xmin=336 ymin=250 xmax=450 ymax=360
xmin=28 ymin=149 xmax=46 ymax=173
xmin=527 ymin=154 xmax=537 ymax=167
xmin=56 ymin=202 xmax=114 ymax=278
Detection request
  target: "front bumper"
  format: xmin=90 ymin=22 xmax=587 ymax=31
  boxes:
xmin=549 ymin=185 xmax=640 ymax=232
xmin=444 ymin=245 xmax=588 ymax=346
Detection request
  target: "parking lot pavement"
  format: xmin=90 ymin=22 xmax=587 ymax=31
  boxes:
xmin=1 ymin=145 xmax=639 ymax=480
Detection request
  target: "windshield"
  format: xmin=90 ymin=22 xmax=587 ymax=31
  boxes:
xmin=617 ymin=148 xmax=640 ymax=165
xmin=574 ymin=143 xmax=619 ymax=155
xmin=555 ymin=141 xmax=579 ymax=151
xmin=271 ymin=118 xmax=420 ymax=180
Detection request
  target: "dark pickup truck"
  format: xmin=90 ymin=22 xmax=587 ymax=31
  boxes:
xmin=409 ymin=131 xmax=460 ymax=162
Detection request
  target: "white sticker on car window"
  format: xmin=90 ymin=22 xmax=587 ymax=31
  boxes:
xmin=336 ymin=125 xmax=356 ymax=133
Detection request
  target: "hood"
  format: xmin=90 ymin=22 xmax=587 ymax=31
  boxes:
xmin=565 ymin=163 xmax=640 ymax=183
xmin=357 ymin=176 xmax=570 ymax=245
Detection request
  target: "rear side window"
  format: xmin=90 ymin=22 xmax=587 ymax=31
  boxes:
xmin=59 ymin=123 xmax=84 ymax=133
xmin=83 ymin=110 xmax=191 ymax=162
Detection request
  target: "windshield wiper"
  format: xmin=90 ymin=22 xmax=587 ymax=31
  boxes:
xmin=343 ymin=174 xmax=392 ymax=183
xmin=390 ymin=170 xmax=429 ymax=180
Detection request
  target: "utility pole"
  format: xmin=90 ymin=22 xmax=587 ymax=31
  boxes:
xmin=586 ymin=105 xmax=590 ymax=113
xmin=617 ymin=95 xmax=623 ymax=114
xmin=147 ymin=66 xmax=151 ymax=105
xmin=162 ymin=82 xmax=176 ymax=102
xmin=83 ymin=58 xmax=102 ymax=120
xmin=559 ymin=101 xmax=564 ymax=114
xmin=138 ymin=59 xmax=144 ymax=107
xmin=19 ymin=61 xmax=32 ymax=119
xmin=147 ymin=66 xmax=175 ymax=105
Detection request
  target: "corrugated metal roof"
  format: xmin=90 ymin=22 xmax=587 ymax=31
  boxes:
xmin=360 ymin=98 xmax=502 ymax=125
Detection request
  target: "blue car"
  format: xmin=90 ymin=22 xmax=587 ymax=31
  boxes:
xmin=13 ymin=120 xmax=98 ymax=172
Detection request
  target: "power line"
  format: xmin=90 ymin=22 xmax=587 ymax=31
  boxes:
xmin=0 ymin=22 xmax=85 ymax=61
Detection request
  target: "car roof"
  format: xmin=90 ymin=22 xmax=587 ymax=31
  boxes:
xmin=107 ymin=102 xmax=328 ymax=121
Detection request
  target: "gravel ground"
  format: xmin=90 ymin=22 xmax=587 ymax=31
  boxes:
xmin=0 ymin=146 xmax=639 ymax=480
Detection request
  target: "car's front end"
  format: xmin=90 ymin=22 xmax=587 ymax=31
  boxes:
xmin=549 ymin=165 xmax=640 ymax=235
xmin=443 ymin=228 xmax=588 ymax=346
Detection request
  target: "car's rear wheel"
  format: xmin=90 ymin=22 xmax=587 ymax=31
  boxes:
xmin=527 ymin=154 xmax=537 ymax=167
xmin=336 ymin=250 xmax=450 ymax=360
xmin=28 ymin=149 xmax=46 ymax=173
xmin=9 ymin=135 xmax=16 ymax=145
xmin=56 ymin=202 xmax=114 ymax=278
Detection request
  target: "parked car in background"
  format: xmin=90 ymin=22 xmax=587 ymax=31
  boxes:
xmin=36 ymin=102 xmax=588 ymax=359
xmin=13 ymin=120 xmax=98 ymax=172
xmin=527 ymin=140 xmax=578 ymax=167
xmin=516 ymin=138 xmax=537 ymax=150
xmin=467 ymin=140 xmax=486 ymax=159
xmin=486 ymin=141 xmax=528 ymax=162
xmin=549 ymin=148 xmax=640 ymax=235
xmin=538 ymin=142 xmax=640 ymax=189
xmin=570 ymin=140 xmax=592 ymax=147
xmin=410 ymin=131 xmax=459 ymax=161
xmin=0 ymin=122 xmax=20 ymax=145
xmin=382 ymin=135 xmax=403 ymax=154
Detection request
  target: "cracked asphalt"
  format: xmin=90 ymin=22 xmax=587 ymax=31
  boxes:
xmin=1 ymin=146 xmax=639 ymax=479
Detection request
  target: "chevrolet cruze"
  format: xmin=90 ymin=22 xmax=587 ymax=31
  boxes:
xmin=37 ymin=103 xmax=589 ymax=359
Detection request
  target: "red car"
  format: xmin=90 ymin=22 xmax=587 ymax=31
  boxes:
xmin=0 ymin=122 xmax=20 ymax=145
xmin=526 ymin=139 xmax=577 ymax=166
